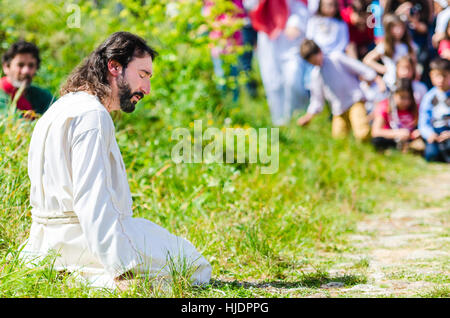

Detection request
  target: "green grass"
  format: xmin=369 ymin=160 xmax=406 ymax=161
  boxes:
xmin=0 ymin=88 xmax=440 ymax=297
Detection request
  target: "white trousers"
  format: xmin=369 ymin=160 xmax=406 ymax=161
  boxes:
xmin=256 ymin=31 xmax=309 ymax=126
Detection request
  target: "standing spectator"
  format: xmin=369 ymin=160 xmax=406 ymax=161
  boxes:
xmin=306 ymin=0 xmax=350 ymax=54
xmin=418 ymin=57 xmax=450 ymax=162
xmin=341 ymin=0 xmax=375 ymax=60
xmin=241 ymin=1 xmax=259 ymax=97
xmin=249 ymin=0 xmax=310 ymax=126
xmin=0 ymin=40 xmax=54 ymax=119
xmin=297 ymin=39 xmax=379 ymax=141
xmin=363 ymin=13 xmax=416 ymax=90
xmin=371 ymin=78 xmax=424 ymax=152
xmin=203 ymin=0 xmax=246 ymax=102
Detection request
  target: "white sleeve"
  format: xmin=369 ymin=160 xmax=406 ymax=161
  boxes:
xmin=336 ymin=52 xmax=377 ymax=81
xmin=436 ymin=9 xmax=450 ymax=33
xmin=307 ymin=69 xmax=325 ymax=115
xmin=286 ymin=1 xmax=309 ymax=34
xmin=306 ymin=17 xmax=315 ymax=39
xmin=71 ymin=128 xmax=139 ymax=277
xmin=335 ymin=21 xmax=350 ymax=52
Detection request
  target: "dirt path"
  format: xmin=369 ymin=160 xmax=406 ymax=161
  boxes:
xmin=319 ymin=164 xmax=450 ymax=297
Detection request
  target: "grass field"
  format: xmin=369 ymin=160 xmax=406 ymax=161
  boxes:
xmin=2 ymin=88 xmax=446 ymax=298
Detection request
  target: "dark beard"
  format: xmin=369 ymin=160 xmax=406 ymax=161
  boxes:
xmin=116 ymin=75 xmax=144 ymax=113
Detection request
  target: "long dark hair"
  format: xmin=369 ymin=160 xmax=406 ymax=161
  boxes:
xmin=317 ymin=0 xmax=343 ymax=20
xmin=383 ymin=14 xmax=414 ymax=59
xmin=60 ymin=32 xmax=157 ymax=104
xmin=391 ymin=78 xmax=418 ymax=124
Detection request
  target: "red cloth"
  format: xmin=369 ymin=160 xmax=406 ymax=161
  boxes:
xmin=250 ymin=0 xmax=288 ymax=39
xmin=340 ymin=6 xmax=374 ymax=46
xmin=375 ymin=99 xmax=416 ymax=131
xmin=0 ymin=77 xmax=32 ymax=111
xmin=438 ymin=39 xmax=450 ymax=56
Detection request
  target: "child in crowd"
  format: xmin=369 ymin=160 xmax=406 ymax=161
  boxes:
xmin=396 ymin=56 xmax=429 ymax=106
xmin=341 ymin=0 xmax=375 ymax=60
xmin=297 ymin=39 xmax=381 ymax=141
xmin=306 ymin=0 xmax=350 ymax=54
xmin=363 ymin=13 xmax=416 ymax=90
xmin=438 ymin=20 xmax=450 ymax=60
xmin=371 ymin=78 xmax=424 ymax=152
xmin=419 ymin=57 xmax=450 ymax=162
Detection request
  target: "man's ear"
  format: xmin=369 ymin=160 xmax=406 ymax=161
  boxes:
xmin=107 ymin=59 xmax=123 ymax=77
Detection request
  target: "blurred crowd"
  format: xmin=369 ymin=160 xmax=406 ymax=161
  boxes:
xmin=1 ymin=0 xmax=449 ymax=163
xmin=205 ymin=0 xmax=450 ymax=163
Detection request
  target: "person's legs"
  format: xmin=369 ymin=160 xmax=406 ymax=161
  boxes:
xmin=240 ymin=25 xmax=258 ymax=97
xmin=372 ymin=137 xmax=397 ymax=151
xmin=332 ymin=111 xmax=351 ymax=139
xmin=257 ymin=32 xmax=285 ymax=126
xmin=348 ymin=102 xmax=371 ymax=141
xmin=424 ymin=142 xmax=443 ymax=162
xmin=438 ymin=139 xmax=450 ymax=163
xmin=281 ymin=55 xmax=309 ymax=119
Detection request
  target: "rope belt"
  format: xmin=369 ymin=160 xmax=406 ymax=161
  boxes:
xmin=32 ymin=211 xmax=80 ymax=225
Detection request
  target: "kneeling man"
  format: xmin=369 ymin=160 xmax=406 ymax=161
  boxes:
xmin=21 ymin=32 xmax=211 ymax=289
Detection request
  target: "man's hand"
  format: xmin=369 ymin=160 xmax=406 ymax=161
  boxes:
xmin=297 ymin=113 xmax=314 ymax=126
xmin=284 ymin=26 xmax=301 ymax=41
xmin=437 ymin=130 xmax=450 ymax=142
xmin=427 ymin=132 xmax=439 ymax=144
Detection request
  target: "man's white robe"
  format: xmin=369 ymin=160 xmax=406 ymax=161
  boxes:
xmin=20 ymin=91 xmax=211 ymax=288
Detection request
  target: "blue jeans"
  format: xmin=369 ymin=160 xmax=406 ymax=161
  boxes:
xmin=424 ymin=140 xmax=450 ymax=163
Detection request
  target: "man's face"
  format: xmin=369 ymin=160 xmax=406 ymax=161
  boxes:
xmin=116 ymin=54 xmax=153 ymax=113
xmin=430 ymin=70 xmax=450 ymax=91
xmin=2 ymin=53 xmax=38 ymax=88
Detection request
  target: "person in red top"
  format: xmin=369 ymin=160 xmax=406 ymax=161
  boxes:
xmin=0 ymin=40 xmax=54 ymax=119
xmin=371 ymin=78 xmax=425 ymax=152
xmin=341 ymin=0 xmax=375 ymax=60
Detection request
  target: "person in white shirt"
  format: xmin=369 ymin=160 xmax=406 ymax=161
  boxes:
xmin=363 ymin=13 xmax=416 ymax=90
xmin=247 ymin=0 xmax=310 ymax=126
xmin=20 ymin=32 xmax=212 ymax=289
xmin=306 ymin=0 xmax=350 ymax=54
xmin=297 ymin=39 xmax=380 ymax=141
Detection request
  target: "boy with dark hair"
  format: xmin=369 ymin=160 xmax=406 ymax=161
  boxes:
xmin=0 ymin=40 xmax=54 ymax=118
xmin=297 ymin=39 xmax=382 ymax=141
xmin=418 ymin=57 xmax=450 ymax=162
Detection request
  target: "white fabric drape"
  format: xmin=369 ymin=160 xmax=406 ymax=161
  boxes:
xmin=20 ymin=91 xmax=211 ymax=289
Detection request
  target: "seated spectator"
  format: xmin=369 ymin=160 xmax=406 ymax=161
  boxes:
xmin=396 ymin=56 xmax=429 ymax=106
xmin=418 ymin=57 xmax=450 ymax=162
xmin=371 ymin=78 xmax=424 ymax=152
xmin=297 ymin=39 xmax=382 ymax=141
xmin=384 ymin=0 xmax=433 ymax=85
xmin=438 ymin=19 xmax=450 ymax=59
xmin=432 ymin=0 xmax=450 ymax=47
xmin=341 ymin=0 xmax=375 ymax=60
xmin=0 ymin=40 xmax=54 ymax=119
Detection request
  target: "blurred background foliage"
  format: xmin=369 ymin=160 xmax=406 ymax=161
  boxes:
xmin=0 ymin=0 xmax=247 ymax=125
